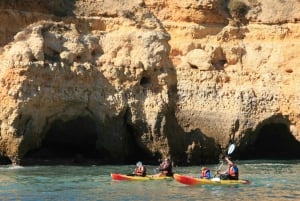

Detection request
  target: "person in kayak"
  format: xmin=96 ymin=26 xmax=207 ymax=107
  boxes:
xmin=156 ymin=158 xmax=173 ymax=177
xmin=200 ymin=167 xmax=211 ymax=179
xmin=133 ymin=161 xmax=146 ymax=177
xmin=219 ymin=156 xmax=239 ymax=180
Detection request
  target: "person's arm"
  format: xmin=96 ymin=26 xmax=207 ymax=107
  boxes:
xmin=225 ymin=157 xmax=233 ymax=166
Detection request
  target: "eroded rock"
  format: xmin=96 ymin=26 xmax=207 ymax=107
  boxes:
xmin=0 ymin=0 xmax=300 ymax=165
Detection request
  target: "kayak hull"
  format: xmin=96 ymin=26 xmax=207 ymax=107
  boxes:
xmin=111 ymin=173 xmax=172 ymax=181
xmin=174 ymin=174 xmax=250 ymax=186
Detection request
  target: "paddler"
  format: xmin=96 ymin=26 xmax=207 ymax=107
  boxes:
xmin=219 ymin=156 xmax=239 ymax=180
xmin=133 ymin=161 xmax=147 ymax=177
xmin=200 ymin=167 xmax=211 ymax=179
xmin=156 ymin=158 xmax=174 ymax=177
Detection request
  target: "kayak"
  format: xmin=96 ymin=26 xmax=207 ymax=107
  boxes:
xmin=174 ymin=174 xmax=250 ymax=186
xmin=111 ymin=173 xmax=172 ymax=181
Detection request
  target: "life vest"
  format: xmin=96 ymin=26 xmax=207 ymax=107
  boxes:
xmin=135 ymin=166 xmax=146 ymax=176
xmin=228 ymin=165 xmax=239 ymax=177
xmin=162 ymin=162 xmax=169 ymax=169
xmin=201 ymin=169 xmax=210 ymax=178
xmin=160 ymin=162 xmax=173 ymax=176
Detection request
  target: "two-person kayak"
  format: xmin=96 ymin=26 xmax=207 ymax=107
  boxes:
xmin=111 ymin=173 xmax=250 ymax=185
xmin=173 ymin=174 xmax=251 ymax=185
xmin=111 ymin=173 xmax=173 ymax=181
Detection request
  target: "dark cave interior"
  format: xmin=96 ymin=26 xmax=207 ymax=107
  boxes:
xmin=24 ymin=116 xmax=102 ymax=165
xmin=12 ymin=120 xmax=300 ymax=165
xmin=240 ymin=123 xmax=300 ymax=160
xmin=22 ymin=116 xmax=157 ymax=165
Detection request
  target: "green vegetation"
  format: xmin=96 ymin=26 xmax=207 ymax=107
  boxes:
xmin=228 ymin=0 xmax=249 ymax=19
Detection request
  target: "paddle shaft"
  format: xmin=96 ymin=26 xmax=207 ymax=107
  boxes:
xmin=213 ymin=161 xmax=223 ymax=177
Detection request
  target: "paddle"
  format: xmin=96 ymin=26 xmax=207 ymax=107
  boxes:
xmin=227 ymin=144 xmax=235 ymax=155
xmin=214 ymin=144 xmax=235 ymax=177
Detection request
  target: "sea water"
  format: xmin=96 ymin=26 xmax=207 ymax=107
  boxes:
xmin=0 ymin=160 xmax=299 ymax=201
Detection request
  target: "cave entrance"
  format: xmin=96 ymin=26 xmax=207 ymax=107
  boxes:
xmin=240 ymin=123 xmax=300 ymax=160
xmin=125 ymin=124 xmax=159 ymax=165
xmin=24 ymin=116 xmax=103 ymax=165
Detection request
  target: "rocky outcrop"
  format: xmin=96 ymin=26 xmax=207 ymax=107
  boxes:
xmin=0 ymin=0 xmax=183 ymax=164
xmin=0 ymin=0 xmax=300 ymax=165
xmin=156 ymin=0 xmax=300 ymax=160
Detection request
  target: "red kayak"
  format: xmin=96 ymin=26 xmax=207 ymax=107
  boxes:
xmin=174 ymin=174 xmax=250 ymax=186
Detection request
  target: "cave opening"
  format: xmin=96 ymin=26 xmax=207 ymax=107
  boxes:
xmin=240 ymin=123 xmax=300 ymax=160
xmin=24 ymin=116 xmax=103 ymax=165
xmin=125 ymin=124 xmax=159 ymax=165
xmin=0 ymin=155 xmax=12 ymax=165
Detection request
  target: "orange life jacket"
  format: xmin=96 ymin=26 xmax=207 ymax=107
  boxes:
xmin=228 ymin=165 xmax=239 ymax=177
xmin=201 ymin=169 xmax=209 ymax=178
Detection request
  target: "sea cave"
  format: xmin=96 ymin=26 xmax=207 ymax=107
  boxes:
xmin=240 ymin=122 xmax=300 ymax=160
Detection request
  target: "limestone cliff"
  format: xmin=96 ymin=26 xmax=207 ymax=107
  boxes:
xmin=0 ymin=0 xmax=300 ymax=165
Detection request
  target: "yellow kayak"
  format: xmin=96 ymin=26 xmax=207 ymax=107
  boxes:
xmin=174 ymin=174 xmax=250 ymax=185
xmin=111 ymin=173 xmax=172 ymax=181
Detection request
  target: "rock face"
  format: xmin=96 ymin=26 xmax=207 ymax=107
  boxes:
xmin=0 ymin=0 xmax=300 ymax=165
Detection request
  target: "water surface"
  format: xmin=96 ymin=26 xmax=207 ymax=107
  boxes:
xmin=0 ymin=160 xmax=299 ymax=201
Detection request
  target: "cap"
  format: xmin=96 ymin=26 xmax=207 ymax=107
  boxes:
xmin=136 ymin=161 xmax=142 ymax=167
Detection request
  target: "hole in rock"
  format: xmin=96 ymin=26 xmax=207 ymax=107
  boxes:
xmin=140 ymin=76 xmax=151 ymax=88
xmin=240 ymin=123 xmax=300 ymax=159
xmin=24 ymin=116 xmax=103 ymax=165
xmin=211 ymin=47 xmax=227 ymax=70
xmin=125 ymin=124 xmax=159 ymax=165
xmin=0 ymin=156 xmax=12 ymax=165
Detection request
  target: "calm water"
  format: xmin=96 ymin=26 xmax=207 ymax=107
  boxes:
xmin=0 ymin=160 xmax=299 ymax=201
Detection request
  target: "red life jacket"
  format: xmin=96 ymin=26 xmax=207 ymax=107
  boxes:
xmin=162 ymin=163 xmax=168 ymax=169
xmin=160 ymin=162 xmax=173 ymax=176
xmin=135 ymin=166 xmax=145 ymax=176
xmin=228 ymin=165 xmax=238 ymax=177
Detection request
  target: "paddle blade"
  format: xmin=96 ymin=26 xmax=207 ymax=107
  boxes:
xmin=227 ymin=144 xmax=235 ymax=155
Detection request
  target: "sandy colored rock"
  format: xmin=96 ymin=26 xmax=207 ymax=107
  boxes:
xmin=0 ymin=0 xmax=300 ymax=165
xmin=184 ymin=49 xmax=214 ymax=70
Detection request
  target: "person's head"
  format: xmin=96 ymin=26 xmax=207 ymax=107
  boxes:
xmin=136 ymin=161 xmax=142 ymax=167
xmin=164 ymin=158 xmax=170 ymax=163
xmin=201 ymin=167 xmax=208 ymax=171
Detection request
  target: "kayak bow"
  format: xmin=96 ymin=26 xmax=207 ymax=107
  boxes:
xmin=174 ymin=174 xmax=250 ymax=186
xmin=111 ymin=173 xmax=172 ymax=181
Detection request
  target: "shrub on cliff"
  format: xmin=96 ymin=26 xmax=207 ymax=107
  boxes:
xmin=228 ymin=0 xmax=249 ymax=19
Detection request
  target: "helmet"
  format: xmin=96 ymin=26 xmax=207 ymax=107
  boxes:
xmin=136 ymin=161 xmax=142 ymax=167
